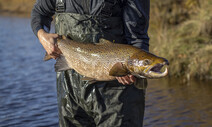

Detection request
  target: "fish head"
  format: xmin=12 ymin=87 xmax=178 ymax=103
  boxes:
xmin=126 ymin=51 xmax=169 ymax=78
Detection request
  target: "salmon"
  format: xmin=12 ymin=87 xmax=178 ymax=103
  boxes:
xmin=46 ymin=36 xmax=169 ymax=81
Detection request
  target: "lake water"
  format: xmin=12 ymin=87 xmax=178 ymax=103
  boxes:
xmin=0 ymin=16 xmax=211 ymax=127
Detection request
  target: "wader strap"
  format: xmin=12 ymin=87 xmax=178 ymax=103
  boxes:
xmin=56 ymin=0 xmax=65 ymax=13
xmin=100 ymin=0 xmax=117 ymax=17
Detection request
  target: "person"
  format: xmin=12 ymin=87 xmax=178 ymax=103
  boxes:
xmin=31 ymin=0 xmax=150 ymax=126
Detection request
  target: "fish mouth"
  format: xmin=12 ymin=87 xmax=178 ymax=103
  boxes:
xmin=147 ymin=62 xmax=169 ymax=78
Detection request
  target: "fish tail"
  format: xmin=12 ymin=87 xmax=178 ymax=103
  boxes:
xmin=43 ymin=52 xmax=52 ymax=61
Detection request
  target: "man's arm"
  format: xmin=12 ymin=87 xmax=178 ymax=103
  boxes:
xmin=123 ymin=0 xmax=150 ymax=51
xmin=116 ymin=0 xmax=150 ymax=85
xmin=31 ymin=0 xmax=61 ymax=59
xmin=31 ymin=0 xmax=56 ymax=36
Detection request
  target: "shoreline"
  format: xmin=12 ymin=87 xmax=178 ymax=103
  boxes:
xmin=0 ymin=0 xmax=35 ymax=18
xmin=0 ymin=10 xmax=31 ymax=18
xmin=0 ymin=12 xmax=31 ymax=18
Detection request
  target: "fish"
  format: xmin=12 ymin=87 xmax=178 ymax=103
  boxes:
xmin=45 ymin=36 xmax=169 ymax=81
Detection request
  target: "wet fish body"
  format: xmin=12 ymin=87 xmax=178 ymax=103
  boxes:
xmin=50 ymin=36 xmax=169 ymax=81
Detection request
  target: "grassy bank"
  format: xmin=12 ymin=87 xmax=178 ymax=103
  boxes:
xmin=0 ymin=0 xmax=211 ymax=80
xmin=0 ymin=0 xmax=35 ymax=17
xmin=149 ymin=0 xmax=212 ymax=80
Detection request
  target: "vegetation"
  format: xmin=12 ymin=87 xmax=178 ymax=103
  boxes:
xmin=0 ymin=0 xmax=211 ymax=80
xmin=0 ymin=0 xmax=35 ymax=17
xmin=149 ymin=0 xmax=212 ymax=80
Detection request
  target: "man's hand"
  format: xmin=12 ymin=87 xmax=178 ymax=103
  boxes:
xmin=37 ymin=29 xmax=62 ymax=59
xmin=116 ymin=75 xmax=136 ymax=85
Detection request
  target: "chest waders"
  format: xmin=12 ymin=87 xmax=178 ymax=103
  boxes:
xmin=55 ymin=0 xmax=147 ymax=127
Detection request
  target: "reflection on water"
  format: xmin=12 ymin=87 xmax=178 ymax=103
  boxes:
xmin=145 ymin=79 xmax=212 ymax=127
xmin=0 ymin=16 xmax=211 ymax=127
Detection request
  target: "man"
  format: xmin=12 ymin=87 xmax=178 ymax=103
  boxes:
xmin=31 ymin=0 xmax=150 ymax=126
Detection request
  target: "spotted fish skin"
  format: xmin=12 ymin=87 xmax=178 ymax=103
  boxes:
xmin=50 ymin=36 xmax=169 ymax=81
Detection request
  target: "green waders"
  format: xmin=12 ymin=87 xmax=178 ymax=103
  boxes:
xmin=55 ymin=12 xmax=147 ymax=127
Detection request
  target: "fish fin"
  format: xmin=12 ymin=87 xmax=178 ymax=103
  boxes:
xmin=54 ymin=55 xmax=71 ymax=72
xmin=131 ymin=72 xmax=146 ymax=78
xmin=43 ymin=52 xmax=52 ymax=61
xmin=87 ymin=80 xmax=97 ymax=84
xmin=138 ymin=75 xmax=146 ymax=78
xmin=81 ymin=77 xmax=97 ymax=84
xmin=98 ymin=38 xmax=113 ymax=45
xmin=109 ymin=62 xmax=129 ymax=76
xmin=81 ymin=77 xmax=95 ymax=81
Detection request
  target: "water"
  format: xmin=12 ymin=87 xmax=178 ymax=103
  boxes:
xmin=0 ymin=16 xmax=58 ymax=127
xmin=145 ymin=79 xmax=212 ymax=127
xmin=0 ymin=16 xmax=211 ymax=127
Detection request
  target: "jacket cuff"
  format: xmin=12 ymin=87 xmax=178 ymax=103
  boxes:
xmin=133 ymin=42 xmax=149 ymax=52
xmin=34 ymin=25 xmax=50 ymax=37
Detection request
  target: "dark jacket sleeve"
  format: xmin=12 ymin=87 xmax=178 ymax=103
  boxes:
xmin=31 ymin=0 xmax=56 ymax=36
xmin=123 ymin=0 xmax=150 ymax=51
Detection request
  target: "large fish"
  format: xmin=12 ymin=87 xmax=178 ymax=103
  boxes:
xmin=45 ymin=36 xmax=169 ymax=81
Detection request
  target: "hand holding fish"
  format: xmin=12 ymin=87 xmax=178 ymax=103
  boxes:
xmin=38 ymin=29 xmax=62 ymax=59
xmin=116 ymin=75 xmax=136 ymax=85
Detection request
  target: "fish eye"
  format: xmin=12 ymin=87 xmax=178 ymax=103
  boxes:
xmin=143 ymin=59 xmax=151 ymax=66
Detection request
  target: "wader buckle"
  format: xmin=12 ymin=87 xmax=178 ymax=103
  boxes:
xmin=56 ymin=0 xmax=65 ymax=13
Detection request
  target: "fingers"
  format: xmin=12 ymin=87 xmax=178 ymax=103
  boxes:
xmin=129 ymin=75 xmax=136 ymax=82
xmin=116 ymin=76 xmax=131 ymax=85
xmin=52 ymin=33 xmax=59 ymax=38
xmin=50 ymin=52 xmax=60 ymax=59
xmin=116 ymin=75 xmax=136 ymax=85
xmin=116 ymin=77 xmax=127 ymax=85
xmin=48 ymin=46 xmax=62 ymax=59
xmin=54 ymin=43 xmax=62 ymax=54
